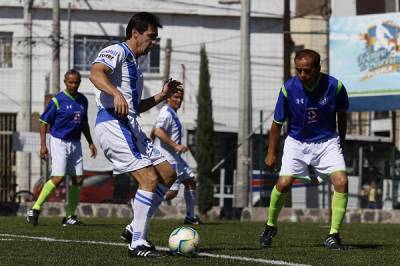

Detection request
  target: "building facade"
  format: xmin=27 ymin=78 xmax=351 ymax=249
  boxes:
xmin=0 ymin=0 xmax=285 ymax=199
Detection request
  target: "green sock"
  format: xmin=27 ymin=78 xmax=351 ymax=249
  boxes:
xmin=330 ymin=191 xmax=348 ymax=234
xmin=266 ymin=186 xmax=288 ymax=227
xmin=66 ymin=185 xmax=81 ymax=218
xmin=32 ymin=179 xmax=56 ymax=210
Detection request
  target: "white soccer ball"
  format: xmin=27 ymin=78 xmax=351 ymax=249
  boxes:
xmin=168 ymin=226 xmax=200 ymax=256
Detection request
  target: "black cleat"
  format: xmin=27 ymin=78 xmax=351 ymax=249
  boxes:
xmin=324 ymin=233 xmax=343 ymax=250
xmin=62 ymin=215 xmax=85 ymax=226
xmin=259 ymin=225 xmax=278 ymax=248
xmin=184 ymin=215 xmax=202 ymax=225
xmin=27 ymin=209 xmax=40 ymax=226
xmin=128 ymin=244 xmax=167 ymax=258
xmin=121 ymin=225 xmax=133 ymax=242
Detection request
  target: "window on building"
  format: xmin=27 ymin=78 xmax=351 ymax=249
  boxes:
xmin=356 ymin=0 xmax=385 ymax=15
xmin=73 ymin=35 xmax=160 ymax=73
xmin=0 ymin=32 xmax=12 ymax=68
xmin=374 ymin=111 xmax=390 ymax=119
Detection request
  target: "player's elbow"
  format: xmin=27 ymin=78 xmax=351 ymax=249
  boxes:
xmin=153 ymin=128 xmax=162 ymax=137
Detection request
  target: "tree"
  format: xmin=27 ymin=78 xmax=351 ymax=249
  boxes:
xmin=195 ymin=44 xmax=214 ymax=214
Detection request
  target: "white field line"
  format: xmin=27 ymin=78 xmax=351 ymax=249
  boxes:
xmin=0 ymin=234 xmax=311 ymax=266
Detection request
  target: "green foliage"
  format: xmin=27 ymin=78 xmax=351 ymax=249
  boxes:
xmin=195 ymin=44 xmax=215 ymax=214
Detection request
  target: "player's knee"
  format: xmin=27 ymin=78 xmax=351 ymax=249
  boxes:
xmin=165 ymin=190 xmax=178 ymax=201
xmin=165 ymin=172 xmax=177 ymax=187
xmin=184 ymin=179 xmax=196 ymax=190
xmin=146 ymin=175 xmax=159 ymax=188
xmin=332 ymin=173 xmax=348 ymax=191
xmin=276 ymin=177 xmax=293 ymax=193
xmin=51 ymin=176 xmax=64 ymax=186
xmin=72 ymin=176 xmax=84 ymax=186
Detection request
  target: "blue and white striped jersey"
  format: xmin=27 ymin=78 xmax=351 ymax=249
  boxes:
xmin=153 ymin=105 xmax=183 ymax=161
xmin=93 ymin=42 xmax=144 ymax=116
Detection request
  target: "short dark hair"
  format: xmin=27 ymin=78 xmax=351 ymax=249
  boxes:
xmin=294 ymin=49 xmax=321 ymax=69
xmin=125 ymin=12 xmax=162 ymax=40
xmin=64 ymin=69 xmax=81 ymax=80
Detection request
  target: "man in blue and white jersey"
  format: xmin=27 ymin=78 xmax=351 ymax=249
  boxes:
xmin=89 ymin=12 xmax=179 ymax=258
xmin=259 ymin=49 xmax=349 ymax=250
xmin=152 ymin=88 xmax=201 ymax=225
xmin=27 ymin=69 xmax=97 ymax=226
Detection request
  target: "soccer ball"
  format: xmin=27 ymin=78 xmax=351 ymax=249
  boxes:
xmin=168 ymin=226 xmax=200 ymax=256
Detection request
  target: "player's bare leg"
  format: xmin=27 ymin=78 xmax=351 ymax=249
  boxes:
xmin=62 ymin=175 xmax=85 ymax=226
xmin=260 ymin=175 xmax=293 ymax=248
xmin=127 ymin=166 xmax=167 ymax=257
xmin=122 ymin=162 xmax=176 ymax=244
xmin=324 ymin=171 xmax=348 ymax=250
xmin=27 ymin=176 xmax=64 ymax=225
xmin=182 ymin=179 xmax=201 ymax=224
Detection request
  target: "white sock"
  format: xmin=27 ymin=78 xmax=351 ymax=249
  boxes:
xmin=130 ymin=189 xmax=154 ymax=248
xmin=149 ymin=183 xmax=168 ymax=217
xmin=184 ymin=188 xmax=196 ymax=219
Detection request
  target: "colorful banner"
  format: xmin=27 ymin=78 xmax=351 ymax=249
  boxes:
xmin=330 ymin=13 xmax=400 ymax=95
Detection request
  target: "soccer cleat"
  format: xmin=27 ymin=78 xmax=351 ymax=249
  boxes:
xmin=62 ymin=215 xmax=85 ymax=226
xmin=27 ymin=209 xmax=40 ymax=226
xmin=259 ymin=225 xmax=278 ymax=248
xmin=120 ymin=226 xmax=156 ymax=251
xmin=324 ymin=233 xmax=343 ymax=250
xmin=184 ymin=215 xmax=202 ymax=225
xmin=120 ymin=225 xmax=133 ymax=242
xmin=128 ymin=244 xmax=167 ymax=258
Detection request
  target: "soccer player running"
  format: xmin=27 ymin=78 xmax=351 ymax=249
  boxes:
xmin=27 ymin=69 xmax=97 ymax=226
xmin=259 ymin=49 xmax=349 ymax=250
xmin=89 ymin=12 xmax=179 ymax=258
xmin=152 ymin=88 xmax=201 ymax=225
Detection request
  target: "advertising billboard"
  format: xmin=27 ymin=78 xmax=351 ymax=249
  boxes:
xmin=330 ymin=13 xmax=400 ymax=97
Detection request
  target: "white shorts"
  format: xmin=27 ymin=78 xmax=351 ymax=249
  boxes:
xmin=95 ymin=114 xmax=165 ymax=174
xmin=49 ymin=136 xmax=83 ymax=176
xmin=169 ymin=156 xmax=195 ymax=191
xmin=280 ymin=135 xmax=346 ymax=181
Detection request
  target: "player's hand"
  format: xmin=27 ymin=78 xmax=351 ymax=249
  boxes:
xmin=161 ymin=78 xmax=182 ymax=98
xmin=264 ymin=153 xmax=278 ymax=172
xmin=40 ymin=146 xmax=48 ymax=160
xmin=174 ymin=143 xmax=188 ymax=154
xmin=89 ymin=143 xmax=97 ymax=159
xmin=113 ymin=91 xmax=129 ymax=116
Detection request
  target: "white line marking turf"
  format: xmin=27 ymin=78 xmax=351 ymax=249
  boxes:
xmin=0 ymin=234 xmax=310 ymax=266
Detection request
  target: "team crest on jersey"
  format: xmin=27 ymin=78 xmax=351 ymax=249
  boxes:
xmin=73 ymin=112 xmax=81 ymax=122
xmin=319 ymin=96 xmax=328 ymax=105
xmin=306 ymin=108 xmax=317 ymax=124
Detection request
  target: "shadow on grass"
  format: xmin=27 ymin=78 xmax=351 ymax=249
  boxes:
xmin=83 ymin=223 xmax=126 ymax=227
xmin=342 ymin=243 xmax=385 ymax=250
xmin=200 ymin=247 xmax=263 ymax=252
xmin=274 ymin=243 xmax=386 ymax=250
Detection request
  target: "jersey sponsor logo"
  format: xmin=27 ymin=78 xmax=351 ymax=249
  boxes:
xmin=98 ymin=53 xmax=114 ymax=60
xmin=101 ymin=49 xmax=119 ymax=56
xmin=66 ymin=104 xmax=73 ymax=109
xmin=296 ymin=98 xmax=305 ymax=104
xmin=306 ymin=107 xmax=317 ymax=124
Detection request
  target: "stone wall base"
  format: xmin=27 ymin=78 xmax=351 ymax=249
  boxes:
xmin=8 ymin=203 xmax=400 ymax=224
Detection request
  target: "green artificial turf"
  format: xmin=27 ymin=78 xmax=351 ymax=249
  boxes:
xmin=0 ymin=217 xmax=398 ymax=265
